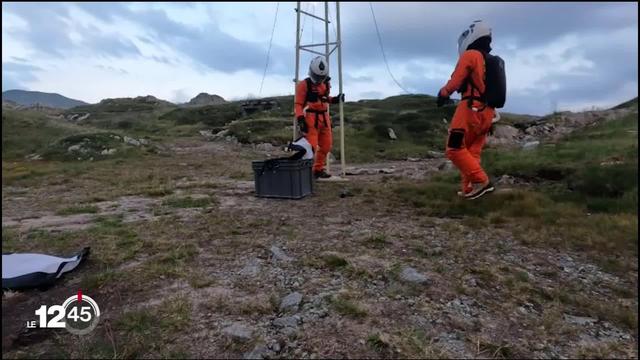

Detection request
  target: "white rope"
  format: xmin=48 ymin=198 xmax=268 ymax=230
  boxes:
xmin=258 ymin=2 xmax=280 ymax=96
xmin=369 ymin=2 xmax=411 ymax=94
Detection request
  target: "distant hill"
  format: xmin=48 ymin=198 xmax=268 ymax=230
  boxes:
xmin=187 ymin=93 xmax=226 ymax=107
xmin=2 ymin=90 xmax=88 ymax=109
xmin=612 ymin=97 xmax=638 ymax=110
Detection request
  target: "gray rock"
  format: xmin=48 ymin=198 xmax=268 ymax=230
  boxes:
xmin=138 ymin=138 xmax=149 ymax=145
xmin=463 ymin=276 xmax=477 ymax=288
xmin=25 ymin=153 xmax=42 ymax=161
xmin=399 ymin=267 xmax=431 ymax=285
xmin=522 ymin=141 xmax=540 ymax=150
xmin=215 ymin=129 xmax=230 ymax=138
xmin=101 ymin=148 xmax=117 ymax=155
xmin=281 ymin=326 xmax=299 ymax=337
xmin=273 ymin=316 xmax=300 ymax=328
xmin=256 ymin=143 xmax=275 ymax=152
xmin=243 ymin=343 xmax=271 ymax=359
xmin=437 ymin=160 xmax=454 ymax=171
xmin=199 ymin=130 xmax=214 ymax=139
xmin=222 ymin=323 xmax=253 ymax=342
xmin=491 ymin=125 xmax=519 ymax=140
xmin=427 ymin=150 xmax=445 ymax=158
xmin=67 ymin=144 xmax=82 ymax=152
xmin=496 ymin=174 xmax=517 ymax=185
xmin=239 ymin=257 xmax=263 ymax=277
xmin=563 ymin=314 xmax=597 ymax=325
xmin=271 ymin=246 xmax=293 ymax=262
xmin=388 ymin=128 xmax=397 ymax=140
xmin=124 ymin=136 xmax=141 ymax=146
xmin=280 ymin=292 xmax=303 ymax=313
xmin=446 ymin=297 xmax=479 ymax=317
xmin=345 ymin=168 xmax=374 ymax=176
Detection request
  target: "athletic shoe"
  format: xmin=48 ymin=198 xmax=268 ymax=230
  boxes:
xmin=314 ymin=170 xmax=332 ymax=179
xmin=465 ymin=181 xmax=495 ymax=200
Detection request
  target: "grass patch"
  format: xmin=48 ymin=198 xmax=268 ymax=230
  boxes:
xmin=3 ymin=217 xmax=142 ymax=268
xmin=115 ymin=297 xmax=192 ymax=358
xmin=162 ymin=196 xmax=212 ymax=208
xmin=159 ymin=103 xmax=241 ymax=126
xmin=364 ymin=234 xmax=388 ymax=249
xmin=514 ymin=270 xmax=530 ymax=283
xmin=323 ymin=254 xmax=349 ymax=269
xmin=472 ymin=337 xmax=514 ymax=359
xmin=330 ymin=295 xmax=367 ymax=318
xmin=550 ymin=289 xmax=638 ymax=330
xmin=141 ymin=242 xmax=199 ymax=280
xmin=80 ymin=269 xmax=119 ymax=290
xmin=367 ymin=334 xmax=391 ymax=353
xmin=203 ymin=294 xmax=276 ymax=316
xmin=56 ymin=204 xmax=99 ymax=215
xmin=485 ymin=113 xmax=638 ymax=215
xmin=188 ymin=269 xmax=216 ymax=289
xmin=391 ymin=179 xmax=637 ymax=275
xmin=143 ymin=186 xmax=174 ymax=197
xmin=227 ymin=117 xmax=291 ymax=145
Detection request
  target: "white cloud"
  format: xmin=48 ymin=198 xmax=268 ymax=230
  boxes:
xmin=1 ymin=2 xmax=637 ymax=115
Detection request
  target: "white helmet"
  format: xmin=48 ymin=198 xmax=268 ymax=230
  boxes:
xmin=308 ymin=56 xmax=328 ymax=83
xmin=457 ymin=20 xmax=492 ymax=56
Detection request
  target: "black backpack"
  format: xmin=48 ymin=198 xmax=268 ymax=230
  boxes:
xmin=460 ymin=53 xmax=506 ymax=109
xmin=484 ymin=54 xmax=506 ymax=108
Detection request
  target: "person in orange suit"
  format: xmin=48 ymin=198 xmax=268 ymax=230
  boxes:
xmin=437 ymin=20 xmax=496 ymax=200
xmin=294 ymin=56 xmax=344 ymax=179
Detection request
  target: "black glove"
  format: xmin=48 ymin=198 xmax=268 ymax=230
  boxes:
xmin=297 ymin=116 xmax=308 ymax=134
xmin=436 ymin=94 xmax=450 ymax=108
xmin=330 ymin=93 xmax=345 ymax=104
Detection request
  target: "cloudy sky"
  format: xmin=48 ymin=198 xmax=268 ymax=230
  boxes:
xmin=2 ymin=2 xmax=638 ymax=115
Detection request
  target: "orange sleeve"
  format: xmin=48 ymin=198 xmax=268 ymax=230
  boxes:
xmin=441 ymin=51 xmax=478 ymax=97
xmin=294 ymin=81 xmax=307 ymax=118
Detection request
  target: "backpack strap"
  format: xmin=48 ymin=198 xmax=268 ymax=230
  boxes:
xmin=304 ymin=78 xmax=314 ymax=107
xmin=304 ymin=77 xmax=330 ymax=106
xmin=461 ymin=52 xmax=488 ymax=111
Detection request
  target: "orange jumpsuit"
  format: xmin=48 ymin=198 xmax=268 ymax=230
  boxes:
xmin=440 ymin=49 xmax=495 ymax=194
xmin=294 ymin=78 xmax=335 ymax=173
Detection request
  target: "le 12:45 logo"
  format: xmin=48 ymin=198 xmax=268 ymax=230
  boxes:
xmin=27 ymin=290 xmax=101 ymax=335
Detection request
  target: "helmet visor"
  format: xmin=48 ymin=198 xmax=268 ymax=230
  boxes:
xmin=309 ymin=72 xmax=327 ymax=83
xmin=457 ymin=29 xmax=469 ymax=51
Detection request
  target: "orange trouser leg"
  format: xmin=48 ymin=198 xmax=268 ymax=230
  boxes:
xmin=314 ymin=114 xmax=333 ymax=173
xmin=303 ymin=112 xmax=333 ymax=173
xmin=461 ymin=127 xmax=489 ymax=192
xmin=445 ymin=104 xmax=493 ymax=190
xmin=304 ymin=114 xmax=319 ymax=159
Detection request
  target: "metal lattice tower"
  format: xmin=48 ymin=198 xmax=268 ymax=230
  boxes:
xmin=294 ymin=1 xmax=345 ymax=177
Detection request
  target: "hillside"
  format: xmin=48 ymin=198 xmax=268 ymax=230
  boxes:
xmin=2 ymin=89 xmax=88 ymax=109
xmin=612 ymin=97 xmax=638 ymax=110
xmin=2 ymin=95 xmax=637 ymax=358
xmin=5 ymin=94 xmax=638 ymax=165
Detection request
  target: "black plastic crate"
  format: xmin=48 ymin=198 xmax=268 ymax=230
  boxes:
xmin=252 ymin=158 xmax=313 ymax=199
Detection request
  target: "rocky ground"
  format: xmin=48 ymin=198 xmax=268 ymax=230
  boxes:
xmin=488 ymin=107 xmax=636 ymax=149
xmin=2 ymin=121 xmax=638 ymax=359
